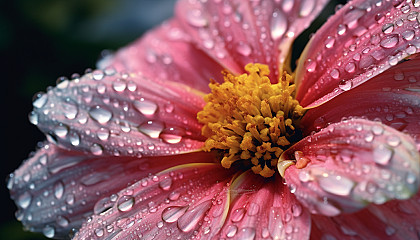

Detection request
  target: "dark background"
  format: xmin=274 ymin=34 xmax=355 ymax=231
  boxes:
xmin=0 ymin=0 xmax=344 ymax=239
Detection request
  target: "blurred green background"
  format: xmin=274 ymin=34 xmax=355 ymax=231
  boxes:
xmin=0 ymin=0 xmax=344 ymax=239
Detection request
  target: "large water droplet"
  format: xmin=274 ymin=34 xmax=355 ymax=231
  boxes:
xmin=187 ymin=9 xmax=208 ymax=27
xmin=236 ymin=227 xmax=256 ymax=240
xmin=162 ymin=205 xmax=188 ymax=223
xmin=226 ymin=225 xmax=238 ymax=238
xmin=56 ymin=216 xmax=69 ymax=227
xmin=133 ymin=99 xmax=158 ymax=116
xmin=318 ymin=173 xmax=354 ymax=196
xmin=94 ymin=197 xmax=114 ymax=215
xmin=43 ymin=225 xmax=55 ymax=238
xmin=160 ymin=127 xmax=184 ymax=144
xmin=382 ymin=23 xmax=394 ymax=34
xmin=54 ymin=124 xmax=68 ymax=138
xmin=338 ymin=80 xmax=353 ymax=91
xmin=138 ymin=121 xmax=164 ymax=138
xmin=271 ymin=10 xmax=287 ymax=40
xmin=54 ymin=181 xmax=64 ymax=199
xmin=231 ymin=208 xmax=246 ymax=222
xmin=33 ymin=92 xmax=48 ymax=108
xmin=299 ymin=0 xmax=315 ymax=17
xmin=89 ymin=106 xmax=112 ymax=124
xmin=117 ymin=195 xmax=135 ymax=212
xmin=380 ymin=34 xmax=399 ymax=49
xmin=97 ymin=128 xmax=110 ymax=141
xmin=17 ymin=192 xmax=32 ymax=209
xmin=159 ymin=177 xmax=173 ymax=191
xmin=90 ymin=144 xmax=104 ymax=155
xmin=373 ymin=144 xmax=393 ymax=165
xmin=236 ymin=42 xmax=252 ymax=56
xmin=177 ymin=200 xmax=212 ymax=232
xmin=28 ymin=111 xmax=39 ymax=125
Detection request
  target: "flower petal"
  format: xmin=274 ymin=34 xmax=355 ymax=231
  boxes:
xmin=217 ymin=171 xmax=311 ymax=239
xmin=104 ymin=19 xmax=225 ymax=93
xmin=295 ymin=0 xmax=420 ymax=107
xmin=175 ymin=0 xmax=329 ymax=80
xmin=310 ymin=192 xmax=420 ymax=239
xmin=281 ymin=118 xmax=420 ymax=216
xmin=74 ymin=163 xmax=234 ymax=239
xmin=31 ymin=70 xmax=205 ymax=157
xmin=9 ymin=143 xmax=215 ymax=238
xmin=301 ymin=54 xmax=420 ymax=149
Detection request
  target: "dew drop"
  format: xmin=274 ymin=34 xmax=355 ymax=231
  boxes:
xmin=338 ymin=80 xmax=353 ymax=91
xmin=386 ymin=135 xmax=401 ymax=147
xmin=373 ymin=144 xmax=393 ymax=165
xmin=413 ymin=0 xmax=420 ymax=8
xmin=169 ymin=190 xmax=181 ymax=201
xmin=90 ymin=144 xmax=104 ymax=155
xmin=162 ymin=205 xmax=188 ymax=223
xmin=306 ymin=59 xmax=316 ymax=72
xmin=69 ymin=132 xmax=80 ymax=146
xmin=112 ymin=79 xmax=127 ymax=92
xmin=380 ymin=34 xmax=399 ymax=49
xmin=299 ymin=0 xmax=315 ymax=17
xmin=324 ymin=36 xmax=335 ymax=48
xmin=54 ymin=181 xmax=64 ymax=199
xmin=89 ymin=106 xmax=112 ymax=124
xmin=337 ymin=24 xmax=347 ymax=35
xmin=94 ymin=228 xmax=104 ymax=237
xmin=160 ymin=127 xmax=184 ymax=144
xmin=187 ymin=9 xmax=208 ymax=27
xmin=133 ymin=99 xmax=158 ymax=116
xmin=33 ymin=92 xmax=48 ymax=108
xmin=236 ymin=42 xmax=252 ymax=56
xmin=62 ymin=102 xmax=78 ymax=120
xmin=97 ymin=128 xmax=110 ymax=141
xmin=282 ymin=0 xmax=294 ymax=12
xmin=159 ymin=177 xmax=173 ymax=191
xmin=56 ymin=216 xmax=69 ymax=227
xmin=92 ymin=70 xmax=104 ymax=80
xmin=17 ymin=192 xmax=32 ymax=209
xmin=226 ymin=225 xmax=238 ymax=238
xmin=344 ymin=62 xmax=356 ymax=73
xmin=271 ymin=10 xmax=287 ymax=40
xmin=382 ymin=23 xmax=394 ymax=34
xmin=247 ymin=203 xmax=259 ymax=216
xmin=43 ymin=226 xmax=55 ymax=238
xmin=54 ymin=124 xmax=68 ymax=138
xmin=117 ymin=195 xmax=135 ymax=212
xmin=318 ymin=173 xmax=354 ymax=196
xmin=231 ymin=208 xmax=246 ymax=222
xmin=28 ymin=111 xmax=38 ymax=125
xmin=330 ymin=68 xmax=340 ymax=79
xmin=177 ymin=200 xmax=212 ymax=232
xmin=138 ymin=121 xmax=164 ymax=138
xmin=94 ymin=197 xmax=113 ymax=215
xmin=236 ymin=227 xmax=256 ymax=240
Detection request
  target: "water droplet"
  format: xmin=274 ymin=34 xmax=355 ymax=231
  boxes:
xmin=33 ymin=92 xmax=48 ymax=108
xmin=56 ymin=216 xmax=69 ymax=227
xmin=169 ymin=190 xmax=181 ymax=201
xmin=117 ymin=195 xmax=135 ymax=212
xmin=177 ymin=200 xmax=212 ymax=232
xmin=318 ymin=172 xmax=354 ymax=196
xmin=54 ymin=181 xmax=64 ymax=199
xmin=90 ymin=144 xmax=103 ymax=155
xmin=373 ymin=144 xmax=393 ymax=165
xmin=306 ymin=59 xmax=316 ymax=72
xmin=17 ymin=192 xmax=32 ymax=209
xmin=97 ymin=128 xmax=110 ymax=141
xmin=138 ymin=120 xmax=164 ymax=138
xmin=54 ymin=124 xmax=68 ymax=138
xmin=236 ymin=227 xmax=256 ymax=240
xmin=94 ymin=228 xmax=104 ymax=237
xmin=271 ymin=10 xmax=287 ymax=40
xmin=162 ymin=205 xmax=188 ymax=223
xmin=382 ymin=23 xmax=394 ymax=34
xmin=324 ymin=36 xmax=335 ymax=48
xmin=69 ymin=132 xmax=80 ymax=146
xmin=43 ymin=226 xmax=55 ymax=238
xmin=337 ymin=24 xmax=347 ymax=35
xmin=338 ymin=80 xmax=353 ymax=91
xmin=89 ymin=106 xmax=112 ymax=124
xmin=231 ymin=208 xmax=246 ymax=222
xmin=94 ymin=197 xmax=114 ymax=215
xmin=380 ymin=34 xmax=399 ymax=49
xmin=112 ymin=79 xmax=127 ymax=92
xmin=62 ymin=102 xmax=78 ymax=119
xmin=387 ymin=135 xmax=401 ymax=146
xmin=159 ymin=177 xmax=172 ymax=191
xmin=299 ymin=0 xmax=315 ymax=17
xmin=385 ymin=226 xmax=396 ymax=236
xmin=236 ymin=42 xmax=252 ymax=56
xmin=344 ymin=62 xmax=356 ymax=73
xmin=28 ymin=111 xmax=38 ymax=125
xmin=160 ymin=127 xmax=184 ymax=144
xmin=133 ymin=99 xmax=158 ymax=116
xmin=330 ymin=68 xmax=340 ymax=79
xmin=247 ymin=203 xmax=259 ymax=216
xmin=187 ymin=9 xmax=208 ymax=27
xmin=92 ymin=70 xmax=104 ymax=81
xmin=226 ymin=225 xmax=238 ymax=238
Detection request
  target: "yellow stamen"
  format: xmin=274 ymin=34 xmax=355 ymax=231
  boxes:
xmin=197 ymin=63 xmax=305 ymax=177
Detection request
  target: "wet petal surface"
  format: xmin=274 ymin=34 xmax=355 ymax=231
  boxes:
xmin=296 ymin=0 xmax=420 ymax=107
xmin=282 ymin=118 xmax=420 ymax=216
xmin=301 ymin=54 xmax=420 ymax=150
xmin=218 ymin=171 xmax=311 ymax=239
xmin=8 ymin=143 xmax=216 ymax=238
xmin=176 ymin=0 xmax=329 ymax=81
xmin=74 ymin=163 xmax=234 ymax=239
xmin=31 ymin=70 xmax=205 ymax=157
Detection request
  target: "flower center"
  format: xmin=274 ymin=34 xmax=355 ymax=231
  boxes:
xmin=197 ymin=63 xmax=305 ymax=177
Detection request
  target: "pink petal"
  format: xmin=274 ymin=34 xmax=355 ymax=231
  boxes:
xmin=301 ymin=54 xmax=420 ymax=149
xmin=282 ymin=118 xmax=420 ymax=216
xmin=175 ymin=0 xmax=329 ymax=81
xmin=105 ymin=19 xmax=225 ymax=93
xmin=217 ymin=171 xmax=311 ymax=239
xmin=31 ymin=70 xmax=205 ymax=157
xmin=9 ymin=143 xmax=215 ymax=238
xmin=295 ymin=0 xmax=420 ymax=108
xmin=74 ymin=163 xmax=234 ymax=239
xmin=310 ymin=192 xmax=420 ymax=239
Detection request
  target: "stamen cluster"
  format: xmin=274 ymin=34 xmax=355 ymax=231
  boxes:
xmin=198 ymin=63 xmax=305 ymax=177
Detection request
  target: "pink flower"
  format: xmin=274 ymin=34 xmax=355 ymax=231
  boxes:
xmin=9 ymin=0 xmax=420 ymax=239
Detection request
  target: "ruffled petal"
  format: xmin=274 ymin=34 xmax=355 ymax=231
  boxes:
xmin=217 ymin=171 xmax=311 ymax=239
xmin=295 ymin=0 xmax=420 ymax=107
xmin=74 ymin=163 xmax=234 ymax=239
xmin=281 ymin=118 xmax=420 ymax=216
xmin=301 ymin=54 xmax=420 ymax=149
xmin=105 ymin=19 xmax=225 ymax=93
xmin=175 ymin=0 xmax=329 ymax=81
xmin=8 ymin=143 xmax=215 ymax=238
xmin=310 ymin=191 xmax=420 ymax=239
xmin=31 ymin=70 xmax=205 ymax=157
